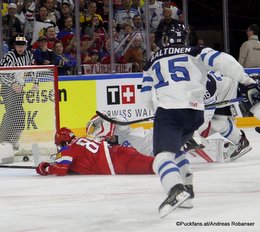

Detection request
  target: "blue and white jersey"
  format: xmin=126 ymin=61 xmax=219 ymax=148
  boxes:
xmin=114 ymin=6 xmax=139 ymax=28
xmin=140 ymin=1 xmax=163 ymax=32
xmin=201 ymin=71 xmax=239 ymax=133
xmin=141 ymin=45 xmax=255 ymax=112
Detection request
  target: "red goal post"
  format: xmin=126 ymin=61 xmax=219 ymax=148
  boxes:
xmin=0 ymin=65 xmax=59 ymax=157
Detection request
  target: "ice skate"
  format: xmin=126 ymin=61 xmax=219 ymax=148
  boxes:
xmin=159 ymin=184 xmax=190 ymax=218
xmin=179 ymin=185 xmax=194 ymax=209
xmin=229 ymin=130 xmax=252 ymax=161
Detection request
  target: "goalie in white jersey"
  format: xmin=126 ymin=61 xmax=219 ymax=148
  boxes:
xmin=140 ymin=23 xmax=258 ymax=218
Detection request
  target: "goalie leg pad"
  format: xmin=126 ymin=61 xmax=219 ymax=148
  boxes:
xmin=0 ymin=142 xmax=15 ymax=164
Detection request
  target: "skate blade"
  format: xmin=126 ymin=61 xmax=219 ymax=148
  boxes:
xmin=159 ymin=192 xmax=190 ymax=218
xmin=178 ymin=199 xmax=193 ymax=209
xmin=230 ymin=146 xmax=252 ymax=161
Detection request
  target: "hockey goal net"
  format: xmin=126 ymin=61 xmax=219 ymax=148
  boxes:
xmin=0 ymin=65 xmax=59 ymax=159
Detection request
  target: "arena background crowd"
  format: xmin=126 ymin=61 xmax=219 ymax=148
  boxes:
xmin=0 ymin=0 xmax=260 ymax=75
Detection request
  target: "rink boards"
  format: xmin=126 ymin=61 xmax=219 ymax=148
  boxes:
xmin=58 ymin=69 xmax=260 ymax=136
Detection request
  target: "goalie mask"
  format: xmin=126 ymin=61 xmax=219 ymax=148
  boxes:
xmin=86 ymin=114 xmax=115 ymax=141
xmin=55 ymin=127 xmax=76 ymax=149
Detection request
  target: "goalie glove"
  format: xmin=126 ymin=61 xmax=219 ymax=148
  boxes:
xmin=36 ymin=162 xmax=50 ymax=176
xmin=246 ymin=82 xmax=260 ymax=106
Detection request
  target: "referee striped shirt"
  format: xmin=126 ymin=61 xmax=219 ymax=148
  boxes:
xmin=0 ymin=49 xmax=34 ymax=85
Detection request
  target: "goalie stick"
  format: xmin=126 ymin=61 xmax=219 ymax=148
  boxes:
xmin=96 ymin=97 xmax=243 ymax=126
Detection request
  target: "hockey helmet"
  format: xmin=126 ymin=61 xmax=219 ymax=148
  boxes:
xmin=55 ymin=127 xmax=75 ymax=148
xmin=162 ymin=23 xmax=187 ymax=46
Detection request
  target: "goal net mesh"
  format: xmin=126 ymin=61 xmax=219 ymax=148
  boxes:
xmin=0 ymin=66 xmax=59 ymax=158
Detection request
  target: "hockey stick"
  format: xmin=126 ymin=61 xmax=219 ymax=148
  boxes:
xmin=194 ymin=149 xmax=214 ymax=163
xmin=205 ymin=97 xmax=243 ymax=109
xmin=0 ymin=164 xmax=36 ymax=169
xmin=96 ymin=97 xmax=243 ymax=126
xmin=96 ymin=111 xmax=154 ymax=125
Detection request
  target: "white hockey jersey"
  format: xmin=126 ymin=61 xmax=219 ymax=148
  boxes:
xmin=141 ymin=45 xmax=255 ymax=113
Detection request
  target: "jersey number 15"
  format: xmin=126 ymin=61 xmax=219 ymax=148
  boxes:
xmin=153 ymin=56 xmax=190 ymax=89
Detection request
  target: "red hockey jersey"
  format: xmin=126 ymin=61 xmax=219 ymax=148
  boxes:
xmin=47 ymin=137 xmax=154 ymax=176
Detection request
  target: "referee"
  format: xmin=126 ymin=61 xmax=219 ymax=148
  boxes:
xmin=0 ymin=35 xmax=35 ymax=150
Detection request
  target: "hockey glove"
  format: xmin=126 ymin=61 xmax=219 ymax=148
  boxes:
xmin=246 ymin=83 xmax=260 ymax=106
xmin=36 ymin=162 xmax=50 ymax=176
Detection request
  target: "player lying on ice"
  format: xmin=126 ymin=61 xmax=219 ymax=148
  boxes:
xmin=36 ymin=127 xmax=155 ymax=176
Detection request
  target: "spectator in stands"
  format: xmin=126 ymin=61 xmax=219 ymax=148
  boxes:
xmin=56 ymin=0 xmax=74 ymax=9
xmin=120 ymin=33 xmax=144 ymax=72
xmin=238 ymin=24 xmax=260 ymax=118
xmin=96 ymin=0 xmax=109 ymax=30
xmin=162 ymin=0 xmax=180 ymax=20
xmin=118 ymin=23 xmax=136 ymax=54
xmin=57 ymin=16 xmax=76 ymax=52
xmin=32 ymin=25 xmax=59 ymax=50
xmin=30 ymin=5 xmax=59 ymax=45
xmin=155 ymin=7 xmax=180 ymax=47
xmin=81 ymin=37 xmax=93 ymax=64
xmin=114 ymin=0 xmax=139 ymax=32
xmin=53 ymin=41 xmax=77 ymax=75
xmin=64 ymin=36 xmax=77 ymax=57
xmin=1 ymin=2 xmax=8 ymax=16
xmin=81 ymin=1 xmax=103 ymax=34
xmin=33 ymin=36 xmax=55 ymax=65
xmin=131 ymin=0 xmax=141 ymax=14
xmin=84 ymin=15 xmax=107 ymax=38
xmin=57 ymin=15 xmax=75 ymax=40
xmin=132 ymin=14 xmax=146 ymax=51
xmin=150 ymin=32 xmax=160 ymax=54
xmin=140 ymin=0 xmax=163 ymax=33
xmin=132 ymin=14 xmax=145 ymax=37
xmin=2 ymin=42 xmax=9 ymax=56
xmin=83 ymin=49 xmax=100 ymax=64
xmin=2 ymin=3 xmax=23 ymax=49
xmin=79 ymin=0 xmax=88 ymax=25
xmin=239 ymin=24 xmax=260 ymax=68
xmin=42 ymin=0 xmax=60 ymax=24
xmin=23 ymin=0 xmax=34 ymax=45
xmin=0 ymin=35 xmax=35 ymax=150
xmin=15 ymin=0 xmax=27 ymax=31
xmin=100 ymin=38 xmax=122 ymax=64
xmin=56 ymin=1 xmax=74 ymax=31
xmin=106 ymin=24 xmax=121 ymax=52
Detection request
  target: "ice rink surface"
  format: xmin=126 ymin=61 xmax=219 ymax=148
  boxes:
xmin=0 ymin=128 xmax=259 ymax=232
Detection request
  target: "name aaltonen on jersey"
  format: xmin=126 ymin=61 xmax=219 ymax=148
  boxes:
xmin=151 ymin=47 xmax=192 ymax=62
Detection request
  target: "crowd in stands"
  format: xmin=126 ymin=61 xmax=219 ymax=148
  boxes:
xmin=0 ymin=0 xmax=189 ymax=74
xmin=1 ymin=0 xmax=259 ymax=75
